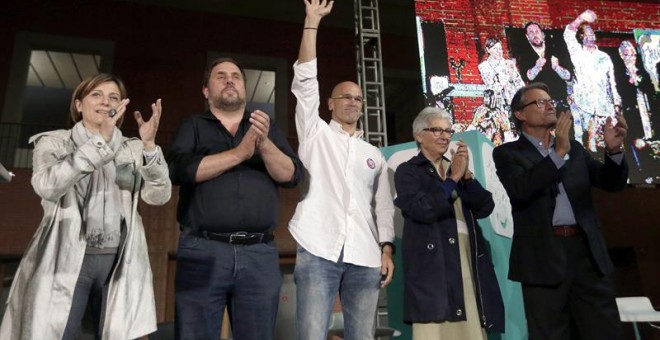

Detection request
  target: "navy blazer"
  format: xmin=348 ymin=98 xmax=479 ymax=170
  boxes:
xmin=492 ymin=138 xmax=628 ymax=285
xmin=394 ymin=153 xmax=505 ymax=333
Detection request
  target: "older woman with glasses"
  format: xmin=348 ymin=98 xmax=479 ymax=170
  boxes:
xmin=393 ymin=107 xmax=504 ymax=340
xmin=0 ymin=73 xmax=171 ymax=340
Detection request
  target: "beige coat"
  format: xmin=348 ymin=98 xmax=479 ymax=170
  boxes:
xmin=0 ymin=129 xmax=171 ymax=340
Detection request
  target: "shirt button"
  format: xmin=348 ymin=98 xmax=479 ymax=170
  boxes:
xmin=448 ymin=238 xmax=456 ymax=244
xmin=96 ymin=142 xmax=103 ymax=146
xmin=427 ymin=243 xmax=434 ymax=250
xmin=456 ymin=309 xmax=463 ymax=316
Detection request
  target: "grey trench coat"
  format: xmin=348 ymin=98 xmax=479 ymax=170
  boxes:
xmin=0 ymin=129 xmax=171 ymax=340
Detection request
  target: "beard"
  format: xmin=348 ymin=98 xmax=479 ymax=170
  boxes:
xmin=212 ymin=89 xmax=245 ymax=112
xmin=531 ymin=39 xmax=544 ymax=48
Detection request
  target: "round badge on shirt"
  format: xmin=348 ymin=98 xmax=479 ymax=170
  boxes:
xmin=366 ymin=158 xmax=376 ymax=169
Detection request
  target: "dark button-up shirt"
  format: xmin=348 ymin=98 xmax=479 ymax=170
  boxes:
xmin=167 ymin=110 xmax=303 ymax=233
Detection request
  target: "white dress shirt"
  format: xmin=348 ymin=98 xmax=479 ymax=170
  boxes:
xmin=289 ymin=59 xmax=395 ymax=268
xmin=564 ymin=25 xmax=621 ymax=117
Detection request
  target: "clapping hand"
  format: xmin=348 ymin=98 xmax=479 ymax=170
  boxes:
xmin=551 ymin=56 xmax=559 ymax=68
xmin=450 ymin=140 xmax=469 ymax=182
xmin=135 ymin=98 xmax=162 ymax=152
xmin=603 ymin=113 xmax=627 ymax=154
xmin=554 ymin=110 xmax=572 ymax=157
xmin=536 ymin=57 xmax=547 ymax=68
xmin=249 ymin=110 xmax=271 ymax=149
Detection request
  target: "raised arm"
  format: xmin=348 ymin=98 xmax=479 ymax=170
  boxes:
xmin=134 ymin=98 xmax=162 ymax=152
xmin=565 ymin=10 xmax=596 ymax=54
xmin=299 ymin=0 xmax=334 ymax=63
xmin=568 ymin=9 xmax=596 ymax=32
xmin=132 ymin=98 xmax=171 ymax=204
xmin=292 ymin=0 xmax=335 ymax=142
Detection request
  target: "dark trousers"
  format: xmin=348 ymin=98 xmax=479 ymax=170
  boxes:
xmin=522 ymin=236 xmax=622 ymax=340
xmin=62 ymin=253 xmax=117 ymax=340
xmin=174 ymin=232 xmax=282 ymax=340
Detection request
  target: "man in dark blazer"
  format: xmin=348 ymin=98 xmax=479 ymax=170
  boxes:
xmin=493 ymin=82 xmax=628 ymax=339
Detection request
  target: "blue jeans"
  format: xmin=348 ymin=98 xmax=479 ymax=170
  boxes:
xmin=294 ymin=245 xmax=381 ymax=340
xmin=175 ymin=232 xmax=282 ymax=340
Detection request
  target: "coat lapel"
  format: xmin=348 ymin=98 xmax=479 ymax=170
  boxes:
xmin=514 ymin=137 xmax=544 ymax=166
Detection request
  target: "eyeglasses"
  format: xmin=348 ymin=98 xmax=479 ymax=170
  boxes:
xmin=330 ymin=94 xmax=364 ymax=103
xmin=520 ymin=99 xmax=557 ymax=109
xmin=422 ymin=127 xmax=455 ymax=137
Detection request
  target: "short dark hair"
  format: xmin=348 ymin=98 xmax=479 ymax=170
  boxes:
xmin=70 ymin=73 xmax=128 ymax=126
xmin=523 ymin=21 xmax=541 ymax=33
xmin=203 ymin=57 xmax=246 ymax=87
xmin=484 ymin=36 xmax=500 ymax=52
xmin=576 ymin=23 xmax=590 ymax=45
xmin=509 ymin=82 xmax=551 ymax=128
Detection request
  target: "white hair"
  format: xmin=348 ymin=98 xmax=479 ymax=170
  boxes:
xmin=412 ymin=107 xmax=452 ymax=135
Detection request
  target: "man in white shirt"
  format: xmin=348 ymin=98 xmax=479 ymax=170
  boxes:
xmin=564 ymin=9 xmax=622 ymax=152
xmin=289 ymin=1 xmax=395 ymax=339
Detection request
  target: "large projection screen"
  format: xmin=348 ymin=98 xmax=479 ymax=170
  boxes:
xmin=414 ymin=3 xmax=659 ymax=185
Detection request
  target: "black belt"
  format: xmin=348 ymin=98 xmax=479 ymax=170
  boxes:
xmin=184 ymin=228 xmax=274 ymax=245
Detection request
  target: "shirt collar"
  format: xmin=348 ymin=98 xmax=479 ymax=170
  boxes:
xmin=329 ymin=119 xmax=364 ymax=139
xmin=522 ymin=131 xmax=555 ymax=152
xmin=410 ymin=151 xmax=449 ymax=166
xmin=201 ymin=109 xmax=250 ymax=122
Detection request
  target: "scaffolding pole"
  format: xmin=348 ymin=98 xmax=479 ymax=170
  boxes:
xmin=355 ymin=0 xmax=388 ymax=147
